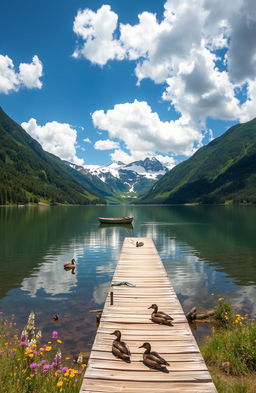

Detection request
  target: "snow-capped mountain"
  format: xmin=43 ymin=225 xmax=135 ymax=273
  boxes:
xmin=66 ymin=157 xmax=168 ymax=200
xmin=64 ymin=157 xmax=168 ymax=199
xmin=82 ymin=157 xmax=167 ymax=196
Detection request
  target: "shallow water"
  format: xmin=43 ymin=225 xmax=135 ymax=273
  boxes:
xmin=0 ymin=205 xmax=256 ymax=355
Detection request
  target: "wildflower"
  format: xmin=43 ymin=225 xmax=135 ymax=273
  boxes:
xmin=52 ymin=331 xmax=58 ymax=339
xmin=65 ymin=357 xmax=70 ymax=360
xmin=45 ymin=346 xmax=52 ymax=352
xmin=62 ymin=366 xmax=68 ymax=373
xmin=81 ymin=364 xmax=87 ymax=368
xmin=57 ymin=339 xmax=62 ymax=344
xmin=30 ymin=362 xmax=38 ymax=369
xmin=53 ymin=350 xmax=62 ymax=367
xmin=19 ymin=341 xmax=27 ymax=346
xmin=0 ymin=311 xmax=3 ymax=314
xmin=43 ymin=364 xmax=52 ymax=374
xmin=0 ymin=350 xmax=4 ymax=353
xmin=57 ymin=380 xmax=63 ymax=387
xmin=218 ymin=297 xmax=224 ymax=301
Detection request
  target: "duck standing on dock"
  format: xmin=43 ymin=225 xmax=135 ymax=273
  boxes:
xmin=148 ymin=304 xmax=174 ymax=325
xmin=139 ymin=342 xmax=169 ymax=370
xmin=110 ymin=330 xmax=131 ymax=362
xmin=64 ymin=258 xmax=76 ymax=270
xmin=136 ymin=241 xmax=144 ymax=247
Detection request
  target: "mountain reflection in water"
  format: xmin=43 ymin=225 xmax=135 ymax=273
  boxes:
xmin=0 ymin=205 xmax=256 ymax=354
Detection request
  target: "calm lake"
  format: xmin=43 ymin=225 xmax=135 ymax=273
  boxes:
xmin=1 ymin=205 xmax=256 ymax=356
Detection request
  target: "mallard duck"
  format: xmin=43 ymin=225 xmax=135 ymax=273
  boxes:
xmin=136 ymin=241 xmax=144 ymax=247
xmin=148 ymin=304 xmax=174 ymax=325
xmin=64 ymin=258 xmax=76 ymax=269
xmin=110 ymin=330 xmax=131 ymax=362
xmin=139 ymin=342 xmax=169 ymax=369
xmin=53 ymin=314 xmax=59 ymax=321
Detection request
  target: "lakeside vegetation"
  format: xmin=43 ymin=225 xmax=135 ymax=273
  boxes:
xmin=200 ymin=298 xmax=256 ymax=392
xmin=0 ymin=312 xmax=85 ymax=393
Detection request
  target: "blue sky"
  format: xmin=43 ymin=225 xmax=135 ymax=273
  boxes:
xmin=1 ymin=0 xmax=256 ymax=167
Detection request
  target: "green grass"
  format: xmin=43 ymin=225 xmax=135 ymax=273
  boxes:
xmin=0 ymin=312 xmax=85 ymax=393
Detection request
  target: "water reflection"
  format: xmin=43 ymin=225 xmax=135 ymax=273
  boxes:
xmin=0 ymin=205 xmax=256 ymax=353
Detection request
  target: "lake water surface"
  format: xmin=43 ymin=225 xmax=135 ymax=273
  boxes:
xmin=1 ymin=205 xmax=256 ymax=356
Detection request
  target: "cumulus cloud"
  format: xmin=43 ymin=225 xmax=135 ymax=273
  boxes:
xmin=74 ymin=1 xmax=256 ymax=131
xmin=18 ymin=55 xmax=43 ymax=89
xmin=83 ymin=137 xmax=91 ymax=143
xmin=72 ymin=5 xmax=125 ymax=65
xmin=21 ymin=118 xmax=84 ymax=165
xmin=0 ymin=54 xmax=43 ymax=94
xmin=94 ymin=139 xmax=120 ymax=150
xmin=92 ymin=99 xmax=202 ymax=158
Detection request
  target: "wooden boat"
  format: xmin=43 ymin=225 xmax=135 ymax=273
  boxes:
xmin=98 ymin=216 xmax=133 ymax=224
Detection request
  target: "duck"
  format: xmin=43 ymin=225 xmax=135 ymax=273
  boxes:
xmin=148 ymin=304 xmax=174 ymax=326
xmin=53 ymin=314 xmax=59 ymax=321
xmin=64 ymin=258 xmax=76 ymax=269
xmin=136 ymin=241 xmax=144 ymax=247
xmin=139 ymin=342 xmax=169 ymax=370
xmin=110 ymin=330 xmax=131 ymax=362
xmin=96 ymin=310 xmax=102 ymax=324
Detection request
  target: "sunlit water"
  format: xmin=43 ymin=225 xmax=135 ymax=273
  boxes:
xmin=1 ymin=205 xmax=256 ymax=356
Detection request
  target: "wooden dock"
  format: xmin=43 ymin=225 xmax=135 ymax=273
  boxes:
xmin=80 ymin=237 xmax=217 ymax=393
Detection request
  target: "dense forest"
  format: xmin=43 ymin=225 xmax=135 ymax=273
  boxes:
xmin=0 ymin=107 xmax=105 ymax=205
xmin=142 ymin=118 xmax=256 ymax=204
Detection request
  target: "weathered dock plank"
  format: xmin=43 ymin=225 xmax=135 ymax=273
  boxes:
xmin=80 ymin=237 xmax=217 ymax=393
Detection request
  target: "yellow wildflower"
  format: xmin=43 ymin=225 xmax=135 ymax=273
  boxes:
xmin=57 ymin=380 xmax=63 ymax=387
xmin=81 ymin=364 xmax=87 ymax=368
xmin=45 ymin=346 xmax=52 ymax=352
xmin=65 ymin=356 xmax=70 ymax=360
xmin=218 ymin=297 xmax=224 ymax=301
xmin=48 ymin=341 xmax=52 ymax=344
xmin=57 ymin=339 xmax=62 ymax=344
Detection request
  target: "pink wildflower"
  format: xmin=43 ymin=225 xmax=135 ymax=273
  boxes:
xmin=51 ymin=331 xmax=58 ymax=339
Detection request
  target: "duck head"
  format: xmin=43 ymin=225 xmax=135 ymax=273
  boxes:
xmin=139 ymin=342 xmax=151 ymax=352
xmin=148 ymin=304 xmax=158 ymax=312
xmin=71 ymin=259 xmax=76 ymax=265
xmin=110 ymin=330 xmax=121 ymax=340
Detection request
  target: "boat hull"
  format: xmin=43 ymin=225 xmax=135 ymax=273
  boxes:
xmin=98 ymin=217 xmax=133 ymax=224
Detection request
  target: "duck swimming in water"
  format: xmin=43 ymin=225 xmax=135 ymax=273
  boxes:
xmin=139 ymin=342 xmax=169 ymax=370
xmin=110 ymin=330 xmax=131 ymax=362
xmin=64 ymin=258 xmax=76 ymax=269
xmin=148 ymin=304 xmax=174 ymax=325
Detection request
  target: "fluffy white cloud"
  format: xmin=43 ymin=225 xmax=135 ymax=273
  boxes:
xmin=21 ymin=118 xmax=84 ymax=165
xmin=94 ymin=139 xmax=119 ymax=150
xmin=73 ymin=5 xmax=125 ymax=65
xmin=92 ymin=99 xmax=202 ymax=158
xmin=0 ymin=54 xmax=43 ymax=94
xmin=74 ymin=1 xmax=256 ymax=131
xmin=18 ymin=55 xmax=43 ymax=89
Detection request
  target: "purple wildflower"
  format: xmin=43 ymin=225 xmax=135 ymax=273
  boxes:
xmin=62 ymin=366 xmax=68 ymax=373
xmin=30 ymin=362 xmax=38 ymax=369
xmin=56 ymin=370 xmax=61 ymax=374
xmin=0 ymin=312 xmax=3 ymax=315
xmin=51 ymin=330 xmax=58 ymax=339
xmin=19 ymin=341 xmax=27 ymax=346
xmin=52 ymin=350 xmax=62 ymax=367
xmin=43 ymin=364 xmax=52 ymax=374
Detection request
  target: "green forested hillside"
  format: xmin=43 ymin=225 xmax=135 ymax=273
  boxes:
xmin=0 ymin=107 xmax=105 ymax=205
xmin=142 ymin=118 xmax=256 ymax=204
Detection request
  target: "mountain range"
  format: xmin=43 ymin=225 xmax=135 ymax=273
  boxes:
xmin=1 ymin=106 xmax=256 ymax=206
xmin=142 ymin=118 xmax=256 ymax=204
xmin=0 ymin=107 xmax=104 ymax=205
xmin=65 ymin=157 xmax=167 ymax=201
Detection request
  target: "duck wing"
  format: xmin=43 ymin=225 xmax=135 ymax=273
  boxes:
xmin=113 ymin=340 xmax=130 ymax=356
xmin=150 ymin=351 xmax=170 ymax=366
xmin=155 ymin=311 xmax=173 ymax=320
